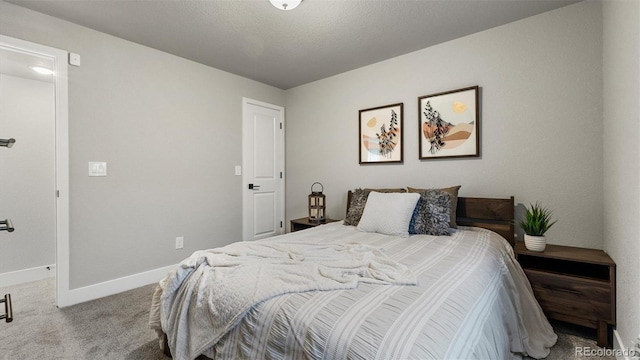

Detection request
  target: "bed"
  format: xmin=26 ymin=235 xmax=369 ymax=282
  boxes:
xmin=149 ymin=189 xmax=557 ymax=360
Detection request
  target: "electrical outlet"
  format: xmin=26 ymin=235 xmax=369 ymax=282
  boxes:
xmin=175 ymin=236 xmax=184 ymax=249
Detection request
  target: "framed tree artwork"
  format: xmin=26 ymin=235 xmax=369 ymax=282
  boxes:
xmin=359 ymin=103 xmax=403 ymax=164
xmin=418 ymin=86 xmax=479 ymax=159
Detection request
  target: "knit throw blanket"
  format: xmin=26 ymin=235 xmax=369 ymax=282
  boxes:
xmin=149 ymin=241 xmax=417 ymax=360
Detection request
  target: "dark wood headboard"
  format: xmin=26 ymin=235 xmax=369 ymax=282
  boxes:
xmin=345 ymin=191 xmax=515 ymax=246
xmin=456 ymin=196 xmax=515 ymax=246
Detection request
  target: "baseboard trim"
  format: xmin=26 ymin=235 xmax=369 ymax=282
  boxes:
xmin=65 ymin=264 xmax=175 ymax=307
xmin=614 ymin=329 xmax=636 ymax=360
xmin=0 ymin=264 xmax=56 ymax=287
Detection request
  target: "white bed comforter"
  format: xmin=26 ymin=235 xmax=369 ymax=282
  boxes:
xmin=150 ymin=223 xmax=557 ymax=360
xmin=150 ymin=239 xmax=417 ymax=360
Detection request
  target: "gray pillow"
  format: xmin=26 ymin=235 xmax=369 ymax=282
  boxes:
xmin=344 ymin=188 xmax=369 ymax=226
xmin=409 ymin=189 xmax=451 ymax=236
xmin=408 ymin=185 xmax=460 ymax=228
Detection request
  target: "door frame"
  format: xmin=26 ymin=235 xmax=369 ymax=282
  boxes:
xmin=0 ymin=35 xmax=70 ymax=307
xmin=241 ymin=97 xmax=285 ymax=241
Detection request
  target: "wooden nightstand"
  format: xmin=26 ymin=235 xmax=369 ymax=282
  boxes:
xmin=515 ymin=242 xmax=616 ymax=347
xmin=290 ymin=217 xmax=340 ymax=232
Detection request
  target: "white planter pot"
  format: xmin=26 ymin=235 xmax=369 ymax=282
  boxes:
xmin=524 ymin=234 xmax=546 ymax=252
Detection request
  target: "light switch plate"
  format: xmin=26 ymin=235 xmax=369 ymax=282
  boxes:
xmin=88 ymin=162 xmax=107 ymax=176
xmin=235 ymin=165 xmax=242 ymax=176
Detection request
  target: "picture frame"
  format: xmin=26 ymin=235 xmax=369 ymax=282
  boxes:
xmin=418 ymin=86 xmax=479 ymax=159
xmin=359 ymin=103 xmax=403 ymax=164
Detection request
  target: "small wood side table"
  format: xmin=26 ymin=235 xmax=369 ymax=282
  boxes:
xmin=290 ymin=217 xmax=340 ymax=232
xmin=515 ymin=242 xmax=616 ymax=348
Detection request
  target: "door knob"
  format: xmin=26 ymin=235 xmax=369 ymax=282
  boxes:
xmin=248 ymin=184 xmax=261 ymax=190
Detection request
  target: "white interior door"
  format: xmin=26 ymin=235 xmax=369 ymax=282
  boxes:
xmin=242 ymin=98 xmax=284 ymax=241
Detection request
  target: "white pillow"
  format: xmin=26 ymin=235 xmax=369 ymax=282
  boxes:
xmin=357 ymin=191 xmax=421 ymax=237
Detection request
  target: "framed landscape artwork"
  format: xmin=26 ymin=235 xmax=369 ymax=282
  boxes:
xmin=418 ymin=86 xmax=479 ymax=159
xmin=359 ymin=103 xmax=403 ymax=164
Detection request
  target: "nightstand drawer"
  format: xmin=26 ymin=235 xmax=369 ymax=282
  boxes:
xmin=524 ymin=269 xmax=612 ymax=321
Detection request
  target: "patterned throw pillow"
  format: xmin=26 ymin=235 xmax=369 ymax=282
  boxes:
xmin=409 ymin=189 xmax=451 ymax=236
xmin=343 ymin=188 xmax=370 ymax=226
xmin=408 ymin=185 xmax=460 ymax=228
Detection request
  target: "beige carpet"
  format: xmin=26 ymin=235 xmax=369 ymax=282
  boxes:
xmin=0 ymin=278 xmax=613 ymax=359
xmin=0 ymin=279 xmax=161 ymax=359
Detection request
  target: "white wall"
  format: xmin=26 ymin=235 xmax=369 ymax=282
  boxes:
xmin=0 ymin=0 xmax=285 ymax=289
xmin=285 ymin=1 xmax=604 ymax=249
xmin=603 ymin=0 xmax=640 ymax=350
xmin=0 ymin=74 xmax=55 ymax=274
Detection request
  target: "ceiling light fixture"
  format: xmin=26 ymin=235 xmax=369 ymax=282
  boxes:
xmin=29 ymin=66 xmax=55 ymax=75
xmin=269 ymin=0 xmax=301 ymax=11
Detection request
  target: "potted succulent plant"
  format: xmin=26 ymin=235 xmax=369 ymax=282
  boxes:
xmin=518 ymin=202 xmax=557 ymax=252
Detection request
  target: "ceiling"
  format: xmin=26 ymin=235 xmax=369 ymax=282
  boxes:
xmin=6 ymin=0 xmax=580 ymax=89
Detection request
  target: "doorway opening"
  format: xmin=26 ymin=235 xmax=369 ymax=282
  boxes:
xmin=0 ymin=35 xmax=70 ymax=308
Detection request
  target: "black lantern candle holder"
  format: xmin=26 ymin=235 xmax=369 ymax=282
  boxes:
xmin=308 ymin=182 xmax=326 ymax=223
